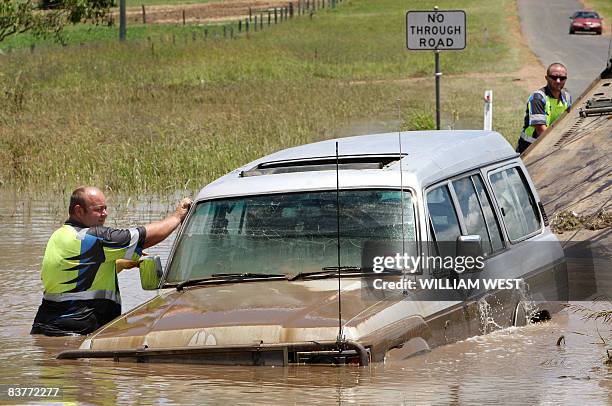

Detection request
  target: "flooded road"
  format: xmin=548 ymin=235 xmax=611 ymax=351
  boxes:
xmin=0 ymin=193 xmax=610 ymax=404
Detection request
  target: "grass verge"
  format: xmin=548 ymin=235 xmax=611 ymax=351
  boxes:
xmin=0 ymin=0 xmax=534 ymax=195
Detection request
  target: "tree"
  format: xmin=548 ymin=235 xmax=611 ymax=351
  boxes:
xmin=0 ymin=0 xmax=114 ymax=42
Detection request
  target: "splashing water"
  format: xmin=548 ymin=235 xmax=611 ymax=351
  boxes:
xmin=478 ymin=297 xmax=503 ymax=334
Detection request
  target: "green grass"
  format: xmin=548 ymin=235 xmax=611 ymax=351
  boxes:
xmin=0 ymin=0 xmax=532 ymax=195
xmin=585 ymin=0 xmax=611 ymax=20
xmin=0 ymin=22 xmax=230 ymax=50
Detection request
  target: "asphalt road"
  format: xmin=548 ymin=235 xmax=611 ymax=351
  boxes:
xmin=517 ymin=0 xmax=611 ymax=97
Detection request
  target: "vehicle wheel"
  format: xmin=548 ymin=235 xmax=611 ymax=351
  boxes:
xmin=513 ymin=302 xmax=527 ymax=327
xmin=569 ymin=29 xmax=574 ymax=34
xmin=530 ymin=309 xmax=551 ymax=323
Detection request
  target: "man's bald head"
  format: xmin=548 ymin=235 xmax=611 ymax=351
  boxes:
xmin=68 ymin=186 xmax=108 ymax=227
xmin=69 ymin=186 xmax=102 ymax=215
xmin=546 ymin=62 xmax=567 ymax=77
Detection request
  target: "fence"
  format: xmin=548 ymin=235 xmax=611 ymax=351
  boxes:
xmin=138 ymin=0 xmax=344 ymax=37
xmin=3 ymin=0 xmax=345 ymax=54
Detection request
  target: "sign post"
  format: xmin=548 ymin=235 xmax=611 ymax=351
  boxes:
xmin=406 ymin=7 xmax=466 ymax=130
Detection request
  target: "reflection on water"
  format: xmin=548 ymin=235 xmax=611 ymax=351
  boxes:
xmin=0 ymin=192 xmax=610 ymax=404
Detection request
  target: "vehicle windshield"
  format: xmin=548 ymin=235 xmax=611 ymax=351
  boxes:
xmin=575 ymin=12 xmax=599 ymax=19
xmin=165 ymin=190 xmax=416 ymax=283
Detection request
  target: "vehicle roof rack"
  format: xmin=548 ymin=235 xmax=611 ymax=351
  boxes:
xmin=240 ymin=154 xmax=406 ymax=177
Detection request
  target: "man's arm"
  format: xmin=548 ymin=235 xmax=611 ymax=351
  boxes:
xmin=144 ymin=198 xmax=192 ymax=248
xmin=533 ymin=124 xmax=547 ymax=136
xmin=528 ymin=92 xmax=547 ymax=137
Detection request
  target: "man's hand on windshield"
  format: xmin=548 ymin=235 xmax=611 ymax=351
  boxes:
xmin=176 ymin=198 xmax=192 ymax=222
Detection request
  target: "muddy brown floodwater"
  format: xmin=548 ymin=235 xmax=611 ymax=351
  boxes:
xmin=0 ymin=192 xmax=610 ymax=405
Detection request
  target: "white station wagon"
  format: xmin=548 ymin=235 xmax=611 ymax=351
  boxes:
xmin=60 ymin=130 xmax=568 ymax=366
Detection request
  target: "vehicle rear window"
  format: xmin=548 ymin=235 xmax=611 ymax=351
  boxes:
xmin=489 ymin=167 xmax=541 ymax=241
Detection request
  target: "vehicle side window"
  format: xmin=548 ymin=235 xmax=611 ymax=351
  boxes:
xmin=489 ymin=167 xmax=541 ymax=241
xmin=472 ymin=175 xmax=504 ymax=252
xmin=451 ymin=175 xmax=504 ymax=255
xmin=427 ymin=185 xmax=461 ymax=257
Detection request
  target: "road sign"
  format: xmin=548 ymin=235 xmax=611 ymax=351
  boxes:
xmin=406 ymin=10 xmax=466 ymax=50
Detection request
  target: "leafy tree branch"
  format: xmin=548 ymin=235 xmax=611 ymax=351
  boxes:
xmin=0 ymin=0 xmax=114 ymax=42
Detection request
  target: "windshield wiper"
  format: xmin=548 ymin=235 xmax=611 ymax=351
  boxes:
xmin=176 ymin=273 xmax=287 ymax=291
xmin=289 ymin=267 xmax=403 ymax=281
xmin=210 ymin=272 xmax=286 ymax=278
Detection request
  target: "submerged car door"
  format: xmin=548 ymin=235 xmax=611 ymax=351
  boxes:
xmin=426 ymin=171 xmax=506 ymax=297
xmin=426 ymin=166 xmax=529 ymax=337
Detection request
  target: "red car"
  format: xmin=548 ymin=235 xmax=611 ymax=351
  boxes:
xmin=569 ymin=10 xmax=603 ymax=35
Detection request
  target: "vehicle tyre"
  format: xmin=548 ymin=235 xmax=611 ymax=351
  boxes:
xmin=513 ymin=302 xmax=527 ymax=327
xmin=569 ymin=29 xmax=574 ymax=34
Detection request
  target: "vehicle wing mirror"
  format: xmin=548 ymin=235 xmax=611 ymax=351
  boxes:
xmin=456 ymin=235 xmax=484 ymax=272
xmin=140 ymin=256 xmax=163 ymax=290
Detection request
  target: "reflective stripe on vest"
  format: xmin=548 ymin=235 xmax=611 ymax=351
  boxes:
xmin=521 ymin=89 xmax=570 ymax=144
xmin=43 ymin=289 xmax=121 ymax=303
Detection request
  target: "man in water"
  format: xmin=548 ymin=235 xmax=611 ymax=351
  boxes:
xmin=31 ymin=186 xmax=192 ymax=336
xmin=517 ymin=62 xmax=572 ymax=153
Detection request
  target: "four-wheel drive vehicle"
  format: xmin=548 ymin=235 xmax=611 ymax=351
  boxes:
xmin=569 ymin=10 xmax=603 ymax=35
xmin=59 ymin=131 xmax=567 ymax=366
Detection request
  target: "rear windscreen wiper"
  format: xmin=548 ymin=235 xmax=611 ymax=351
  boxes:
xmin=176 ymin=273 xmax=287 ymax=291
xmin=289 ymin=267 xmax=403 ymax=281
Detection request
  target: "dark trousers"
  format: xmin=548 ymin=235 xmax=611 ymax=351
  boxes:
xmin=31 ymin=299 xmax=121 ymax=336
xmin=516 ymin=137 xmax=532 ymax=154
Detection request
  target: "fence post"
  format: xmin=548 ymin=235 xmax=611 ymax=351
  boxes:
xmin=230 ymin=26 xmax=234 ymax=39
xmin=246 ymin=18 xmax=250 ymax=33
xmin=289 ymin=2 xmax=293 ymax=18
xmin=182 ymin=10 xmax=186 ymax=25
xmin=260 ymin=13 xmax=263 ymax=29
xmin=268 ymin=10 xmax=271 ymax=25
xmin=204 ymin=27 xmax=208 ymax=38
xmin=192 ymin=31 xmax=196 ymax=41
xmin=238 ymin=19 xmax=242 ymax=32
xmin=223 ymin=25 xmax=227 ymax=38
xmin=254 ymin=15 xmax=258 ymax=31
xmin=249 ymin=7 xmax=252 ymax=22
xmin=274 ymin=8 xmax=278 ymax=23
xmin=142 ymin=4 xmax=146 ymax=24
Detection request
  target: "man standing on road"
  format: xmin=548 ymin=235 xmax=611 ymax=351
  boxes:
xmin=31 ymin=186 xmax=192 ymax=336
xmin=517 ymin=63 xmax=572 ymax=153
